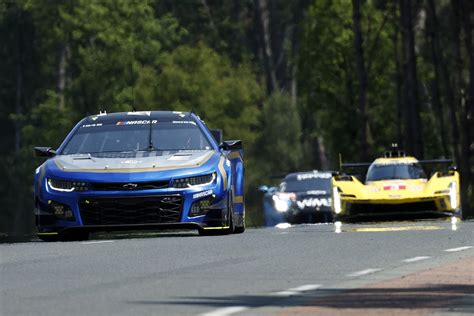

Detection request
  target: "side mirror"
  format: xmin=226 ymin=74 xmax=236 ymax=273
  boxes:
xmin=258 ymin=185 xmax=269 ymax=193
xmin=34 ymin=147 xmax=56 ymax=158
xmin=210 ymin=129 xmax=223 ymax=144
xmin=219 ymin=140 xmax=242 ymax=151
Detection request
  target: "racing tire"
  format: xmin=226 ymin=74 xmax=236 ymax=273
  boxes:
xmin=224 ymin=191 xmax=236 ymax=234
xmin=38 ymin=234 xmax=61 ymax=242
xmin=198 ymin=191 xmax=235 ymax=236
xmin=38 ymin=232 xmax=89 ymax=242
xmin=234 ymin=220 xmax=245 ymax=234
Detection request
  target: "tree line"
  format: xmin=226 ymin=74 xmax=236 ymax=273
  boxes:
xmin=0 ymin=0 xmax=472 ymax=236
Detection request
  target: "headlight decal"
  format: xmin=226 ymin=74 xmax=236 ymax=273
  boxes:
xmin=47 ymin=178 xmax=89 ymax=192
xmin=173 ymin=173 xmax=216 ymax=188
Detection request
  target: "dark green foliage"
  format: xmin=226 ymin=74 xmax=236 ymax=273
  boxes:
xmin=1 ymin=0 xmax=473 ymax=236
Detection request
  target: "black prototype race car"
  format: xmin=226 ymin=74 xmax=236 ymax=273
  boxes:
xmin=260 ymin=171 xmax=333 ymax=225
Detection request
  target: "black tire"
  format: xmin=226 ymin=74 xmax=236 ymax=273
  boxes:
xmin=38 ymin=234 xmax=61 ymax=242
xmin=198 ymin=191 xmax=235 ymax=236
xmin=225 ymin=190 xmax=236 ymax=234
xmin=68 ymin=231 xmax=89 ymax=241
xmin=38 ymin=231 xmax=89 ymax=242
xmin=234 ymin=221 xmax=245 ymax=234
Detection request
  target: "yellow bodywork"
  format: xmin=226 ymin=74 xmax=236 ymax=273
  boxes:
xmin=331 ymin=156 xmax=460 ymax=217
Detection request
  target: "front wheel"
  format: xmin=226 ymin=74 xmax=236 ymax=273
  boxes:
xmin=234 ymin=221 xmax=245 ymax=234
xmin=38 ymin=231 xmax=89 ymax=242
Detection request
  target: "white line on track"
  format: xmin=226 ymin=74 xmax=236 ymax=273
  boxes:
xmin=271 ymin=284 xmax=322 ymax=297
xmin=81 ymin=240 xmax=115 ymax=245
xmin=347 ymin=268 xmax=382 ymax=277
xmin=444 ymin=246 xmax=472 ymax=252
xmin=403 ymin=256 xmax=430 ymax=263
xmin=199 ymin=306 xmax=249 ymax=316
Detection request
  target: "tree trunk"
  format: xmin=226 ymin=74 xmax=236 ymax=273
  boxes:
xmin=256 ymin=0 xmax=278 ymax=92
xmin=392 ymin=6 xmax=404 ymax=149
xmin=449 ymin=0 xmax=463 ymax=167
xmin=399 ymin=0 xmax=423 ymax=158
xmin=426 ymin=0 xmax=449 ymax=157
xmin=200 ymin=0 xmax=219 ymax=40
xmin=14 ymin=8 xmax=23 ymax=154
xmin=460 ymin=0 xmax=473 ymax=217
xmin=317 ymin=136 xmax=329 ymax=170
xmin=352 ymin=0 xmax=369 ymax=160
xmin=57 ymin=43 xmax=69 ymax=111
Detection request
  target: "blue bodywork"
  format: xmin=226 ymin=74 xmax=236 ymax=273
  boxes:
xmin=34 ymin=111 xmax=245 ymax=238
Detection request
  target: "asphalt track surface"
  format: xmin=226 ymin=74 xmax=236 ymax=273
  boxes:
xmin=1 ymin=218 xmax=473 ymax=316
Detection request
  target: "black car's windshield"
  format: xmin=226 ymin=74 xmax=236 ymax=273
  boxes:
xmin=61 ymin=119 xmax=212 ymax=155
xmin=366 ymin=163 xmax=427 ymax=181
xmin=280 ymin=174 xmax=332 ymax=192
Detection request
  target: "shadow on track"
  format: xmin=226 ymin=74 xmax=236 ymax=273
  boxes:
xmin=127 ymin=284 xmax=474 ymax=313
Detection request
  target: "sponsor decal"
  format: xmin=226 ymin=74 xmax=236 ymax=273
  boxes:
xmin=127 ymin=111 xmax=151 ymax=116
xmin=116 ymin=120 xmax=158 ymax=126
xmin=306 ymin=190 xmax=327 ymax=195
xmin=120 ymin=160 xmax=142 ymax=164
xmin=296 ymin=172 xmax=331 ymax=181
xmin=168 ymin=155 xmax=191 ymax=161
xmin=81 ymin=123 xmax=103 ymax=128
xmin=383 ymin=184 xmax=406 ymax=191
xmin=172 ymin=111 xmax=187 ymax=118
xmin=193 ymin=189 xmax=213 ymax=199
xmin=409 ymin=185 xmax=423 ymax=191
xmin=172 ymin=120 xmax=196 ymax=125
xmin=376 ymin=161 xmax=415 ymax=165
xmin=296 ymin=197 xmax=331 ymax=209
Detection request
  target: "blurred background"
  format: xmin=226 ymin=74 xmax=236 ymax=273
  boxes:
xmin=0 ymin=0 xmax=472 ymax=237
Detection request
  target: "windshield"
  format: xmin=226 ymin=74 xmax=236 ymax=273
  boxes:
xmin=280 ymin=177 xmax=332 ymax=193
xmin=61 ymin=119 xmax=212 ymax=155
xmin=366 ymin=163 xmax=427 ymax=181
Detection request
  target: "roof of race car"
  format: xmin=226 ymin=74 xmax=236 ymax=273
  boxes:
xmin=84 ymin=111 xmax=193 ymax=123
xmin=372 ymin=156 xmax=419 ymax=165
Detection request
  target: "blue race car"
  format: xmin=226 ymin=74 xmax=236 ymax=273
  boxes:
xmin=33 ymin=111 xmax=245 ymax=241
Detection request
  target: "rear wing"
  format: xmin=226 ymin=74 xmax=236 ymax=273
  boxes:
xmin=337 ymin=153 xmax=371 ymax=177
xmin=418 ymin=159 xmax=453 ymax=165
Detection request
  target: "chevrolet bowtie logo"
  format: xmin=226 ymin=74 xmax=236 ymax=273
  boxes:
xmin=123 ymin=183 xmax=138 ymax=189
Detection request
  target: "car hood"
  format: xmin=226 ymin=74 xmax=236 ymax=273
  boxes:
xmin=53 ymin=150 xmax=215 ymax=172
xmin=45 ymin=150 xmax=219 ymax=181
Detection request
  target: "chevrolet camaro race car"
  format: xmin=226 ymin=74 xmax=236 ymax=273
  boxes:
xmin=260 ymin=171 xmax=333 ymax=225
xmin=33 ymin=111 xmax=245 ymax=241
xmin=331 ymin=150 xmax=461 ymax=219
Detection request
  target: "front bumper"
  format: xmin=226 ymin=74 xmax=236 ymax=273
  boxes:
xmin=35 ymin=181 xmax=230 ymax=233
xmin=337 ymin=195 xmax=458 ymax=217
xmin=284 ymin=206 xmax=332 ymax=224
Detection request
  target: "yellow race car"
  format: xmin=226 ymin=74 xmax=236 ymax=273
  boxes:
xmin=331 ymin=150 xmax=461 ymax=219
